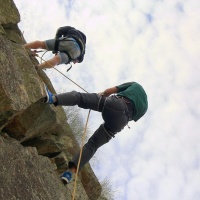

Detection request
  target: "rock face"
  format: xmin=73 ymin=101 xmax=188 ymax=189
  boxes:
xmin=0 ymin=135 xmax=71 ymax=200
xmin=0 ymin=0 xmax=102 ymax=199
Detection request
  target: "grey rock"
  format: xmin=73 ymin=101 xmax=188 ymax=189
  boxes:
xmin=0 ymin=0 xmax=102 ymax=199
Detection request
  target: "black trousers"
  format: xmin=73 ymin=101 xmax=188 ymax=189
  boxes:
xmin=56 ymin=91 xmax=130 ymax=171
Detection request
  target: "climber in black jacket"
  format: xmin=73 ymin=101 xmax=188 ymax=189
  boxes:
xmin=44 ymin=81 xmax=148 ymax=184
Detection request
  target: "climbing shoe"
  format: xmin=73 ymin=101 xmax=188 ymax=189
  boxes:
xmin=44 ymin=85 xmax=54 ymax=104
xmin=60 ymin=171 xmax=72 ymax=184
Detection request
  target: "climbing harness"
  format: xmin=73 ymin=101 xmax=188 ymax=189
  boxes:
xmin=34 ymin=52 xmax=90 ymax=200
xmin=53 ymin=36 xmax=85 ymax=66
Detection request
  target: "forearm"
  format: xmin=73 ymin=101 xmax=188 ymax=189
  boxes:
xmin=100 ymin=86 xmax=118 ymax=97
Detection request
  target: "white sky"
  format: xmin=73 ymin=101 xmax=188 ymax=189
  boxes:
xmin=14 ymin=0 xmax=200 ymax=199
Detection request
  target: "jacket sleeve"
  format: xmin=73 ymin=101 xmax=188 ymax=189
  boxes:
xmin=55 ymin=26 xmax=73 ymax=38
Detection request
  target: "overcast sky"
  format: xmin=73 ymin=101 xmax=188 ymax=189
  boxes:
xmin=14 ymin=0 xmax=200 ymax=199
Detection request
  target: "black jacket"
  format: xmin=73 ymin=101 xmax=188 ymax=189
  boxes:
xmin=55 ymin=26 xmax=86 ymax=63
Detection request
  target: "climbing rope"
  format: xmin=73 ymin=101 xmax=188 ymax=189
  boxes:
xmin=35 ymin=51 xmax=90 ymax=200
xmin=34 ymin=50 xmax=88 ymax=93
xmin=72 ymin=109 xmax=91 ymax=200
